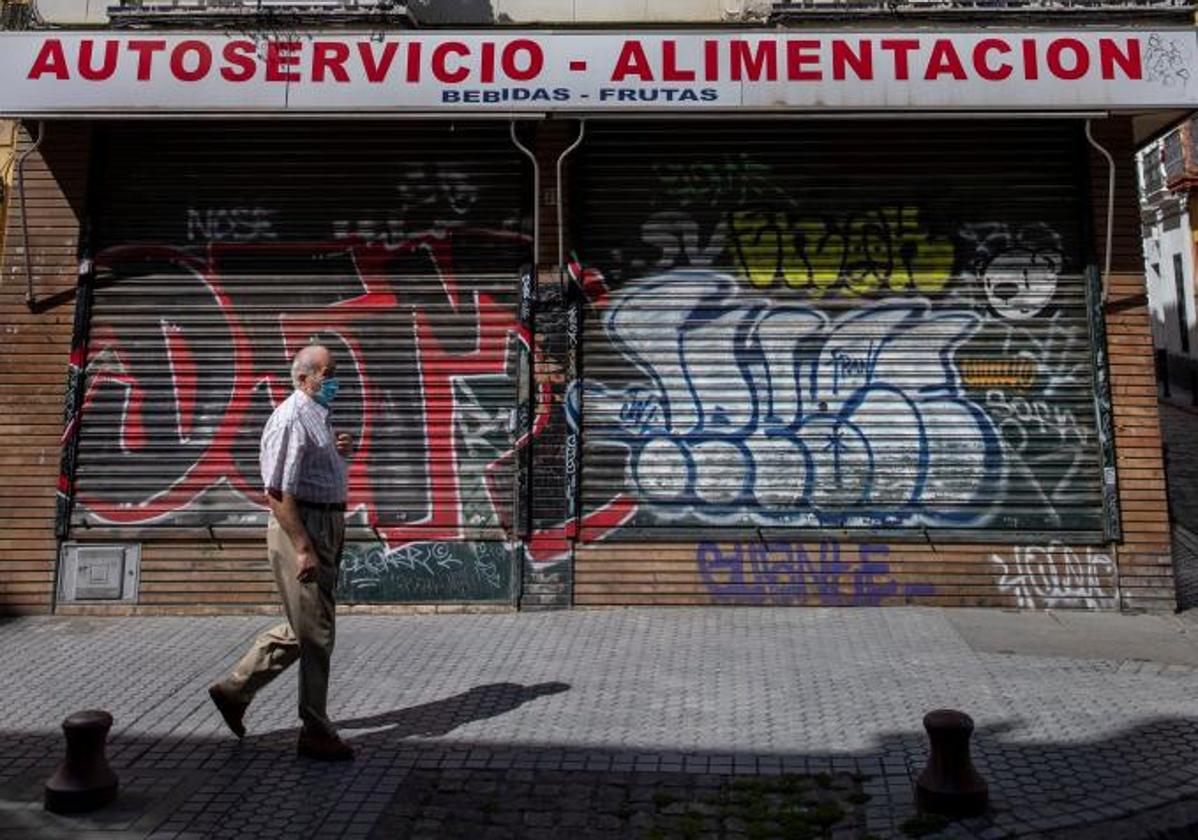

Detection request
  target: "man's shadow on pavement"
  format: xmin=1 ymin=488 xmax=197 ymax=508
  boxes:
xmin=335 ymin=681 xmax=570 ymax=740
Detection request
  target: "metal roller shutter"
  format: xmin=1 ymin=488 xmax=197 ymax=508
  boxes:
xmin=572 ymin=119 xmax=1105 ymax=544
xmin=70 ymin=121 xmax=531 ymax=601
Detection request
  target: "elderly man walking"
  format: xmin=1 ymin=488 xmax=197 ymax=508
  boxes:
xmin=208 ymin=344 xmax=355 ymax=761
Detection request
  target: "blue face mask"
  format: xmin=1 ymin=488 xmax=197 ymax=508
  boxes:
xmin=313 ymin=376 xmax=340 ymax=407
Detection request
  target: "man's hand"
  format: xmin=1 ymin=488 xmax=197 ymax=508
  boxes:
xmin=296 ymin=547 xmax=320 ymax=584
xmin=335 ymin=433 xmax=352 ymax=456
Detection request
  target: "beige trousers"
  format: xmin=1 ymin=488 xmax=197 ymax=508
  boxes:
xmin=221 ymin=507 xmax=345 ymax=737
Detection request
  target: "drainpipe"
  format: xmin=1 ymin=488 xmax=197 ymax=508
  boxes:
xmin=1085 ymin=119 xmax=1122 ymax=609
xmin=555 ymin=121 xmax=586 ymax=604
xmin=553 ymin=121 xmax=587 ymax=606
xmin=1085 ymin=119 xmax=1116 ymax=304
xmin=15 ymin=120 xmax=45 ymax=310
xmin=509 ymin=121 xmax=539 ymax=575
xmin=556 ymin=120 xmax=586 ymax=280
xmin=509 ymin=121 xmax=540 ymax=265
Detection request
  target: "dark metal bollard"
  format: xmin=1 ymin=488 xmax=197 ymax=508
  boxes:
xmin=44 ymin=710 xmax=119 ymax=814
xmin=915 ymin=709 xmax=988 ymax=818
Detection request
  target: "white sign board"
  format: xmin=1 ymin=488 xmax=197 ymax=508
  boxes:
xmin=0 ymin=30 xmax=1195 ymax=115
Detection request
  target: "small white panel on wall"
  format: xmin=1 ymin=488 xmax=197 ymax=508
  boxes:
xmin=59 ymin=543 xmax=140 ymax=602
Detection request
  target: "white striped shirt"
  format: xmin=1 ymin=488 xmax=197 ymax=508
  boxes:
xmin=260 ymin=390 xmax=348 ymax=504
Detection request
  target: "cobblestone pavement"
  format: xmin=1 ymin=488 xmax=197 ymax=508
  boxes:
xmin=0 ymin=608 xmax=1196 ymax=839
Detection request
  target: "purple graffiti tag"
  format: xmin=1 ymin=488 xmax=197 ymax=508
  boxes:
xmin=697 ymin=539 xmax=935 ymax=606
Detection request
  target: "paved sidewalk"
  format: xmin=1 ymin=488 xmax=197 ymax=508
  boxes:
xmin=1 ymin=608 xmax=1196 ymax=839
xmin=1154 ymin=399 xmax=1198 ymax=610
xmin=1160 ymin=400 xmax=1198 ymax=533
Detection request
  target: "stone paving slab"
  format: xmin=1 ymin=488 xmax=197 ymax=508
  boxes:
xmin=1160 ymin=399 xmax=1198 ymax=534
xmin=0 ymin=608 xmax=1195 ymax=839
xmin=362 ymin=768 xmax=869 ymax=840
xmin=945 ymin=608 xmax=1198 ymax=667
xmin=1159 ymin=398 xmax=1198 ymax=611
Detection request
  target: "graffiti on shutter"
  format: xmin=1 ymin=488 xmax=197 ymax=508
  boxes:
xmin=69 ymin=124 xmax=573 ymax=602
xmin=576 ymin=128 xmax=1103 ymax=539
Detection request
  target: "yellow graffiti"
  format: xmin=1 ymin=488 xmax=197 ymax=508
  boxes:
xmin=731 ymin=207 xmax=956 ymax=297
xmin=959 ymin=358 xmax=1038 ymax=391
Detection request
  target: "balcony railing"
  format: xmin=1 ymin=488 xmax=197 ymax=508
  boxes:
xmin=772 ymin=0 xmax=1197 ymax=20
xmin=0 ymin=0 xmax=40 ymax=30
xmin=108 ymin=0 xmax=412 ymax=28
xmin=1160 ymin=117 xmax=1198 ymax=193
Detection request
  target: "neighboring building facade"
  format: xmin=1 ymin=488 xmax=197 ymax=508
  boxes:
xmin=1139 ymin=116 xmax=1198 ymax=399
xmin=0 ymin=0 xmax=1187 ymax=614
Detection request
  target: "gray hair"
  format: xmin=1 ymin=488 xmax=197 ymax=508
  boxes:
xmin=290 ymin=345 xmax=325 ymax=389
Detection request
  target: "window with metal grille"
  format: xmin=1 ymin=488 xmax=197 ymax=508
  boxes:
xmin=1163 ymin=131 xmax=1186 ymax=186
xmin=1142 ymin=150 xmax=1164 ymax=196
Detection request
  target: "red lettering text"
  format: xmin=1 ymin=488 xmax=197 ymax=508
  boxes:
xmin=925 ymin=39 xmax=966 ymax=80
xmin=1023 ymin=39 xmax=1039 ymax=80
xmin=880 ymin=39 xmax=919 ymax=81
xmin=832 ymin=40 xmax=873 ymax=81
xmin=129 ymin=40 xmax=167 ymax=81
xmin=662 ymin=40 xmax=695 ymax=82
xmin=1047 ymin=38 xmax=1089 ymax=80
xmin=27 ymin=38 xmax=69 ymax=80
xmin=265 ymin=41 xmax=301 ymax=83
xmin=312 ymin=41 xmax=350 ymax=82
xmin=786 ymin=40 xmax=822 ymax=81
xmin=170 ymin=40 xmax=212 ymax=82
xmin=731 ymin=40 xmax=778 ymax=81
xmin=433 ymin=42 xmax=470 ymax=83
xmin=703 ymin=39 xmax=719 ymax=82
xmin=406 ymin=41 xmax=422 ymax=82
xmin=1099 ymin=37 xmax=1141 ymax=80
xmin=79 ymin=40 xmax=118 ymax=81
xmin=358 ymin=42 xmax=399 ymax=83
xmin=480 ymin=42 xmax=496 ymax=83
xmin=973 ymin=39 xmax=1012 ymax=81
xmin=612 ymin=40 xmax=653 ymax=82
xmin=502 ymin=39 xmax=543 ymax=81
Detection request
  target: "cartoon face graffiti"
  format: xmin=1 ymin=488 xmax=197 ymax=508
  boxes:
xmin=980 ymin=249 xmax=1060 ymax=321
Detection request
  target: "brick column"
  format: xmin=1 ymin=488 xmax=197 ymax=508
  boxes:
xmin=0 ymin=122 xmax=91 ymax=614
xmin=1089 ymin=117 xmax=1176 ymax=611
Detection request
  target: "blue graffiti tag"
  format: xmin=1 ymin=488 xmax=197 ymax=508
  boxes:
xmin=588 ymin=270 xmax=1003 ymax=527
xmin=697 ymin=540 xmax=935 ymax=606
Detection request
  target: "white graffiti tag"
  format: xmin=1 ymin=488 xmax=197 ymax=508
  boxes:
xmin=989 ymin=542 xmax=1116 ymax=609
xmin=187 ymin=207 xmax=278 ymax=243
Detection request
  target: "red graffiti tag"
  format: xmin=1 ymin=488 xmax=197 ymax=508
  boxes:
xmin=76 ymin=232 xmax=633 ymax=562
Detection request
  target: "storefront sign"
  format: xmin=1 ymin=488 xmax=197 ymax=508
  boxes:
xmin=1 ymin=30 xmax=1195 ymax=114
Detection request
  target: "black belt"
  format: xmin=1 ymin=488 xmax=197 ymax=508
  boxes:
xmin=296 ymin=499 xmax=346 ymax=512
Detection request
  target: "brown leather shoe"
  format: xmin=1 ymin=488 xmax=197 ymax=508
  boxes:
xmin=208 ymin=683 xmax=248 ymax=739
xmin=297 ymin=729 xmax=355 ymax=762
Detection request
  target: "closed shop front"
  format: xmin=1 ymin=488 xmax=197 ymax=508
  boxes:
xmin=570 ymin=119 xmax=1122 ymax=607
xmin=65 ymin=121 xmax=534 ymax=606
xmin=0 ymin=29 xmax=1180 ymax=613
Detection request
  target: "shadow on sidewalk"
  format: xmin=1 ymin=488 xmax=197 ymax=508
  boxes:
xmin=3 ymin=702 xmax=1198 ymax=838
xmin=337 ymin=681 xmax=571 ymax=738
